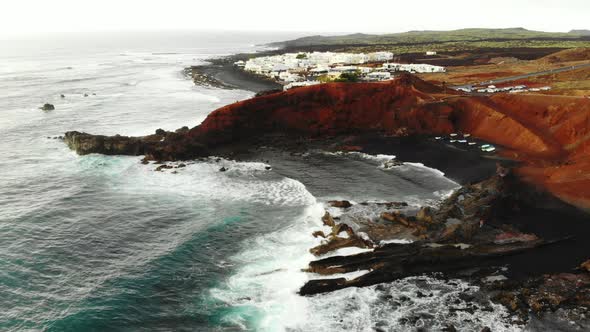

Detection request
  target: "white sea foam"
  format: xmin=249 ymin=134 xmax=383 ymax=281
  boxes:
xmin=321 ymin=151 xmax=397 ymax=166
xmin=209 ymin=202 xmax=325 ymax=331
xmin=105 ymin=157 xmax=316 ymax=207
xmin=204 ymin=153 xmax=511 ymax=331
xmin=404 ymin=162 xmax=447 ymax=177
xmin=379 ymin=238 xmax=414 ymax=246
xmin=300 ymin=276 xmax=523 ymax=332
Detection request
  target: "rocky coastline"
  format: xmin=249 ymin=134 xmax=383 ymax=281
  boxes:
xmin=62 ymin=73 xmax=590 ymax=329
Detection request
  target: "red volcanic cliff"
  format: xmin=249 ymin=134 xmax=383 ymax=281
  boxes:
xmin=189 ymin=75 xmax=456 ymax=143
xmin=189 ymin=74 xmax=590 ymax=210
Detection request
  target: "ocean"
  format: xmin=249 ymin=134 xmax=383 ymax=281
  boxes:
xmin=0 ymin=31 xmax=520 ymax=331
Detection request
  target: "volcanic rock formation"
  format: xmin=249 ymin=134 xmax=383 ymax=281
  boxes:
xmin=64 ymin=73 xmax=590 ymax=210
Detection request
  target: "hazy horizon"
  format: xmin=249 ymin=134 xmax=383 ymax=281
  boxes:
xmin=2 ymin=0 xmax=589 ymax=39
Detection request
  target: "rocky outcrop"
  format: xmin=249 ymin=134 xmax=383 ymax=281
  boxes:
xmin=299 ymin=169 xmax=568 ymax=295
xmin=488 ymin=271 xmax=590 ymax=321
xmin=64 ymin=131 xmax=147 ymax=156
xmin=40 ymin=103 xmax=55 ymax=111
xmin=300 ymin=239 xmax=546 ymax=295
xmin=63 ymin=130 xmax=209 ymax=160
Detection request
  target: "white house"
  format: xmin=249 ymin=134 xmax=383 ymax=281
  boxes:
xmin=367 ymin=52 xmax=394 ymax=62
xmin=365 ymin=71 xmax=392 ymax=81
xmin=382 ymin=63 xmax=445 ymax=73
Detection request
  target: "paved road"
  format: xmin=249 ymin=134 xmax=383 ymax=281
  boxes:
xmin=452 ymin=62 xmax=590 ymax=90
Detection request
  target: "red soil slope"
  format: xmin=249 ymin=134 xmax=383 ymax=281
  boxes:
xmin=190 ymin=74 xmax=590 ymax=210
xmin=539 ymin=47 xmax=590 ymax=63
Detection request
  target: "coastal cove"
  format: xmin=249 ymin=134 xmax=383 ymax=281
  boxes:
xmin=62 ymin=48 xmax=590 ymax=332
xmin=3 ymin=30 xmax=590 ymax=332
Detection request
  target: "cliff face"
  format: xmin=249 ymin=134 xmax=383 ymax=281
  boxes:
xmin=189 ymin=75 xmax=455 ymax=144
xmin=188 ymin=74 xmax=590 ymax=210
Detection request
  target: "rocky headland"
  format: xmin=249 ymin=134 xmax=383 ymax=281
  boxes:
xmin=63 ymin=73 xmax=590 ymax=327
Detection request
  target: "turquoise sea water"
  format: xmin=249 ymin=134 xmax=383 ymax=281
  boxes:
xmin=0 ymin=31 xmax=520 ymax=331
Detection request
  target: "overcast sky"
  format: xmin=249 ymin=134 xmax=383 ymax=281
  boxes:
xmin=1 ymin=0 xmax=588 ymax=38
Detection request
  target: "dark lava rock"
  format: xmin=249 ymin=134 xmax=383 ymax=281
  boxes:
xmin=60 ymin=94 xmax=65 ymax=98
xmin=328 ymin=200 xmax=352 ymax=208
xmin=312 ymin=231 xmax=326 ymax=238
xmin=40 ymin=103 xmax=55 ymax=111
xmin=155 ymin=128 xmax=166 ymax=136
xmin=84 ymin=93 xmax=89 ymax=97
xmin=177 ymin=163 xmax=187 ymax=168
xmin=442 ymin=324 xmax=457 ymax=332
xmin=265 ymin=166 xmax=272 ymax=170
xmin=382 ymin=159 xmax=404 ymax=168
xmin=63 ymin=131 xmax=209 ymax=161
xmin=175 ymin=126 xmax=190 ymax=134
xmin=155 ymin=165 xmax=173 ymax=172
xmin=489 ymin=272 xmax=590 ymax=318
xmin=219 ymin=167 xmax=227 ymax=172
xmin=299 ymin=172 xmax=570 ymax=296
xmin=255 ymin=89 xmax=282 ymax=97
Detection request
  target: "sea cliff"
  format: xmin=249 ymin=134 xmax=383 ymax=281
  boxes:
xmin=65 ymin=73 xmax=590 ymax=211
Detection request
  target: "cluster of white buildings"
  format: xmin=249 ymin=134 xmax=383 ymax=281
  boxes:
xmin=457 ymin=85 xmax=552 ymax=94
xmin=235 ymin=51 xmax=446 ymax=90
xmin=381 ymin=63 xmax=446 ymax=73
xmin=236 ymin=51 xmax=394 ymax=82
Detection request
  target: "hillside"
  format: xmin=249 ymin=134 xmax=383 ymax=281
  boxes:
xmin=270 ymin=28 xmax=588 ymax=48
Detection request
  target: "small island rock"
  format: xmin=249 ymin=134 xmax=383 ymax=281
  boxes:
xmin=40 ymin=103 xmax=55 ymax=111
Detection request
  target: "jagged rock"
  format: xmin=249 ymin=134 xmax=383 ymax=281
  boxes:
xmin=300 ymin=238 xmax=547 ymax=295
xmin=265 ymin=166 xmax=272 ymax=170
xmin=489 ymin=273 xmax=590 ymax=317
xmin=328 ymin=200 xmax=352 ymax=208
xmin=64 ymin=131 xmax=146 ymax=156
xmin=60 ymin=94 xmax=65 ymax=98
xmin=309 ymin=235 xmax=371 ymax=257
xmin=361 ymin=201 xmax=408 ymax=208
xmin=155 ymin=128 xmax=166 ymax=136
xmin=331 ymin=223 xmax=355 ymax=238
xmin=312 ymin=231 xmax=326 ymax=238
xmin=416 ymin=206 xmax=434 ymax=223
xmin=381 ymin=211 xmax=410 ymax=227
xmin=84 ymin=93 xmax=88 ymax=97
xmin=40 ymin=103 xmax=55 ymax=111
xmin=321 ymin=212 xmax=336 ymax=227
xmin=63 ymin=131 xmax=209 ymax=161
xmin=175 ymin=126 xmax=189 ymax=134
xmin=177 ymin=163 xmax=187 ymax=168
xmin=219 ymin=167 xmax=227 ymax=172
xmin=382 ymin=159 xmax=404 ymax=168
xmin=155 ymin=165 xmax=173 ymax=171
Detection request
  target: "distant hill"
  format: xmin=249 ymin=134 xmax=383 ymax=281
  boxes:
xmin=570 ymin=30 xmax=590 ymax=36
xmin=269 ymin=28 xmax=588 ymax=48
